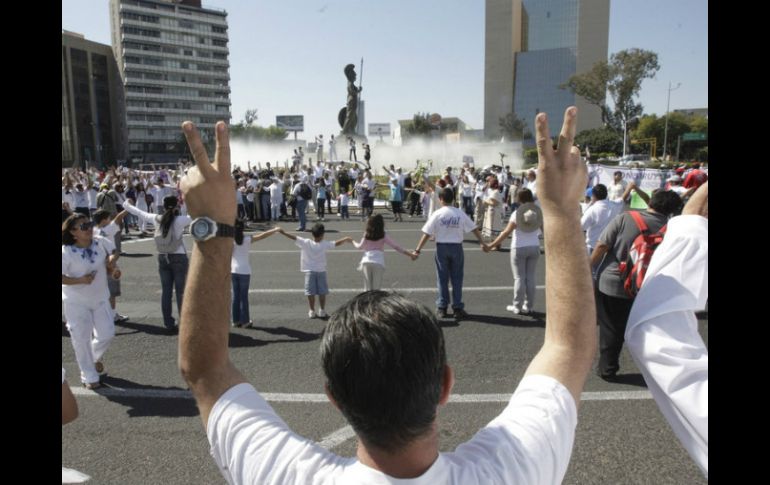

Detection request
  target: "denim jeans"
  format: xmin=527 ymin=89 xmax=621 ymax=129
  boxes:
xmin=296 ymin=199 xmax=307 ymax=229
xmin=231 ymin=273 xmax=251 ymax=324
xmin=260 ymin=194 xmax=271 ymax=221
xmin=317 ymin=198 xmax=326 ymax=218
xmin=158 ymin=253 xmax=189 ymax=328
xmin=434 ymin=243 xmax=465 ymax=310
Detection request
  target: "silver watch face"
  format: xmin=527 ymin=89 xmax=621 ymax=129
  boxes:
xmin=191 ymin=218 xmax=212 ymax=239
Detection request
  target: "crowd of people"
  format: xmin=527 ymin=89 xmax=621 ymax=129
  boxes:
xmin=62 ymin=109 xmax=708 ymax=481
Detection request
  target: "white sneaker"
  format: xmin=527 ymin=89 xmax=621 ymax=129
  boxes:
xmin=317 ymin=309 xmax=327 ymax=318
xmin=522 ymin=305 xmax=531 ymax=314
xmin=506 ymin=305 xmax=521 ymax=314
xmin=308 ymin=310 xmax=316 ymax=318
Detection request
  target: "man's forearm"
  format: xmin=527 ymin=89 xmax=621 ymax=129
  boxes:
xmin=179 ymin=239 xmax=245 ymax=396
xmin=543 ymin=214 xmax=596 ymax=354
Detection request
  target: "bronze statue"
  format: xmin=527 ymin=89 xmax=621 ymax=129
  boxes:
xmin=338 ymin=63 xmax=362 ymax=135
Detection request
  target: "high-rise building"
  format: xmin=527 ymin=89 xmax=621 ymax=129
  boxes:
xmin=110 ymin=0 xmax=231 ymax=164
xmin=484 ymin=0 xmax=609 ymax=139
xmin=62 ymin=31 xmax=127 ymax=167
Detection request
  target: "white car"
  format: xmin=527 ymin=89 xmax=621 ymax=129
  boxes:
xmin=618 ymin=154 xmax=651 ymax=167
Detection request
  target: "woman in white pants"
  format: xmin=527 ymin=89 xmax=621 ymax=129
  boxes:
xmin=352 ymin=214 xmax=417 ymax=291
xmin=62 ymin=214 xmax=120 ymax=389
xmin=488 ymin=189 xmax=543 ymax=315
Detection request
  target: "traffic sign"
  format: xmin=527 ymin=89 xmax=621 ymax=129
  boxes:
xmin=682 ymin=132 xmax=707 ymax=141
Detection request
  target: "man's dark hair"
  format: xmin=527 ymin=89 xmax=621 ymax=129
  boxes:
xmin=592 ymin=184 xmax=608 ymax=200
xmin=648 ymin=190 xmax=683 ymax=217
xmin=438 ymin=187 xmax=455 ymax=204
xmin=692 ymin=162 xmax=701 ymax=169
xmin=614 ymin=171 xmax=623 ymax=177
xmin=321 ymin=291 xmax=446 ymax=452
xmin=311 ymin=223 xmax=325 ymax=238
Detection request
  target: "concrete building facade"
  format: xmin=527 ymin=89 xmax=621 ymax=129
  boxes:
xmin=62 ymin=31 xmax=127 ymax=167
xmin=484 ymin=0 xmax=609 ymax=140
xmin=109 ymin=0 xmax=231 ymax=164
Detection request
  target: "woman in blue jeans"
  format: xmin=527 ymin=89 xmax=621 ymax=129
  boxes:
xmin=230 ymin=220 xmax=280 ymax=328
xmin=124 ymin=195 xmax=191 ymax=334
xmin=488 ymin=188 xmax=543 ymax=315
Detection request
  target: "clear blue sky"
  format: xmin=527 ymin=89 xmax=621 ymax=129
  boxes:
xmin=62 ymin=0 xmax=707 ymax=138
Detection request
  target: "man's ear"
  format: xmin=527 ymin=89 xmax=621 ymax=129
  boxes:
xmin=325 ymin=383 xmax=340 ymax=411
xmin=438 ymin=364 xmax=455 ymax=406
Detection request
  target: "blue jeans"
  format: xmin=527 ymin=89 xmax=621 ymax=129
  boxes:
xmin=434 ymin=243 xmax=464 ymax=310
xmin=296 ymin=199 xmax=307 ymax=229
xmin=158 ymin=253 xmax=189 ymax=328
xmin=231 ymin=273 xmax=251 ymax=324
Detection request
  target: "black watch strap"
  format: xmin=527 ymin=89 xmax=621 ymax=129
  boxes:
xmin=215 ymin=223 xmax=235 ymax=238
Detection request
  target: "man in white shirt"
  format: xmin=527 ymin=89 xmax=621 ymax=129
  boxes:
xmin=607 ymin=170 xmax=628 ymax=203
xmin=579 ymin=184 xmax=615 ymax=256
xmin=624 ymin=183 xmax=708 ymax=478
xmin=177 ymin=108 xmax=597 ymax=484
xmin=415 ymin=187 xmax=487 ymax=320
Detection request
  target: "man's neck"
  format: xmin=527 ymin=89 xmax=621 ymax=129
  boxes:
xmin=356 ymin=431 xmax=439 ymax=479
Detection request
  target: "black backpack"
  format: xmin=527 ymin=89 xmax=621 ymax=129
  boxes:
xmin=299 ymin=183 xmax=312 ymax=200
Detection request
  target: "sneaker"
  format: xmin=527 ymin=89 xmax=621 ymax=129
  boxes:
xmin=453 ymin=309 xmax=469 ymax=321
xmin=521 ymin=305 xmax=531 ymax=314
xmin=114 ymin=313 xmax=129 ymax=323
xmin=436 ymin=308 xmax=448 ymax=318
xmin=243 ymin=320 xmax=253 ymax=328
xmin=83 ymin=381 xmax=102 ymax=390
xmin=317 ymin=309 xmax=327 ymax=318
xmin=308 ymin=310 xmax=316 ymax=318
xmin=506 ymin=305 xmax=521 ymax=314
xmin=295 ymin=227 xmax=305 ymax=231
xmin=232 ymin=322 xmax=243 ymax=328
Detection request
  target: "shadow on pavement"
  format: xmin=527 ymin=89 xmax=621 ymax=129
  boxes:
xmin=604 ymin=373 xmax=648 ymax=388
xmin=227 ymin=326 xmax=321 ymax=348
xmin=97 ymin=376 xmax=199 ymax=418
xmin=115 ymin=320 xmax=174 ymax=336
xmin=469 ymin=313 xmax=545 ymax=328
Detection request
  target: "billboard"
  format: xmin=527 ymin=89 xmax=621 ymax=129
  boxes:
xmin=368 ymin=123 xmax=391 ymax=136
xmin=276 ymin=115 xmax=304 ymax=131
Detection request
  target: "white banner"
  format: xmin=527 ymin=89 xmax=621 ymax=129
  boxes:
xmin=368 ymin=123 xmax=391 ymax=136
xmin=587 ymin=164 xmax=676 ymax=192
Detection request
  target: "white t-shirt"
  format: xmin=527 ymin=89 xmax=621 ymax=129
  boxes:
xmin=62 ymin=236 xmax=115 ymax=305
xmin=580 ymin=199 xmax=615 ymax=250
xmin=269 ymin=180 xmax=284 ymax=203
xmin=94 ymin=221 xmax=121 ymax=249
xmin=87 ymin=188 xmax=99 ymax=209
xmin=294 ymin=237 xmax=336 ymax=272
xmin=422 ymin=206 xmax=477 ymax=243
xmin=207 ymin=375 xmax=577 ymax=485
xmin=231 ymin=235 xmax=252 ymax=275
xmin=124 ymin=203 xmax=191 ymax=254
xmin=607 ymin=180 xmax=628 ymax=202
xmin=339 ymin=193 xmax=349 ymax=206
xmin=508 ymin=210 xmax=541 ymax=248
xmin=73 ymin=190 xmax=89 ymax=208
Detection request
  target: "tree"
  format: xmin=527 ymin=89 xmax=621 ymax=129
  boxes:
xmin=575 ymin=127 xmax=623 ymax=155
xmin=561 ymin=48 xmax=660 ymax=134
xmin=405 ymin=112 xmax=433 ymax=137
xmin=630 ymin=113 xmax=707 ymax=158
xmin=243 ymin=109 xmax=258 ymax=126
xmin=499 ymin=113 xmax=532 ymax=140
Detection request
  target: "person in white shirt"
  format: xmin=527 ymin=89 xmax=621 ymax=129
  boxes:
xmin=274 ymin=223 xmax=353 ymax=318
xmin=414 ymin=187 xmax=487 ymax=320
xmin=62 ymin=214 xmax=120 ymax=389
xmin=579 ymin=184 xmax=615 ymax=256
xmin=625 ymin=182 xmax=708 ymax=478
xmin=328 ymin=134 xmax=338 ymax=161
xmin=268 ymin=176 xmax=284 ymax=221
xmin=93 ymin=209 xmax=130 ymax=323
xmin=607 ymin=171 xmax=628 ymax=203
xmin=315 ymin=134 xmax=324 ymax=162
xmin=176 ymin=109 xmax=597 ymax=485
xmin=230 ymin=220 xmax=280 ymax=328
xmin=487 ymin=188 xmax=543 ymax=315
xmin=124 ymin=195 xmax=192 ymax=334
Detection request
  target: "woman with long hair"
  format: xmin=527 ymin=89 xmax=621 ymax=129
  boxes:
xmin=230 ymin=219 xmax=280 ymax=328
xmin=488 ymin=188 xmax=543 ymax=315
xmin=351 ymin=214 xmax=417 ymax=291
xmin=124 ymin=195 xmax=191 ymax=334
xmin=62 ymin=213 xmax=121 ymax=388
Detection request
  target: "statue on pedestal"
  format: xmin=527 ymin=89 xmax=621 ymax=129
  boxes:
xmin=338 ymin=63 xmax=362 ymax=135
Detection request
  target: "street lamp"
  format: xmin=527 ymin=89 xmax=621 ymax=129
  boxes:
xmin=662 ymin=81 xmax=681 ymax=160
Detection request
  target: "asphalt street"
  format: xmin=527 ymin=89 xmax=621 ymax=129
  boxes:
xmin=62 ymin=211 xmax=708 ymax=484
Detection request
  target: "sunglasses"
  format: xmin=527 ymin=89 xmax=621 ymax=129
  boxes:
xmin=76 ymin=221 xmax=94 ymax=231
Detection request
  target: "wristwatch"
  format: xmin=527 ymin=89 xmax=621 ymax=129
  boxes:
xmin=190 ymin=217 xmax=235 ymax=242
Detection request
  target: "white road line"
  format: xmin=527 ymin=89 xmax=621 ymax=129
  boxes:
xmin=248 ymin=286 xmax=543 ymax=294
xmin=71 ymin=388 xmax=651 ymax=402
xmin=317 ymin=425 xmax=356 ymax=450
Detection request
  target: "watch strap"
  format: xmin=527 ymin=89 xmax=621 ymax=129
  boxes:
xmin=215 ymin=222 xmax=235 ymax=238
